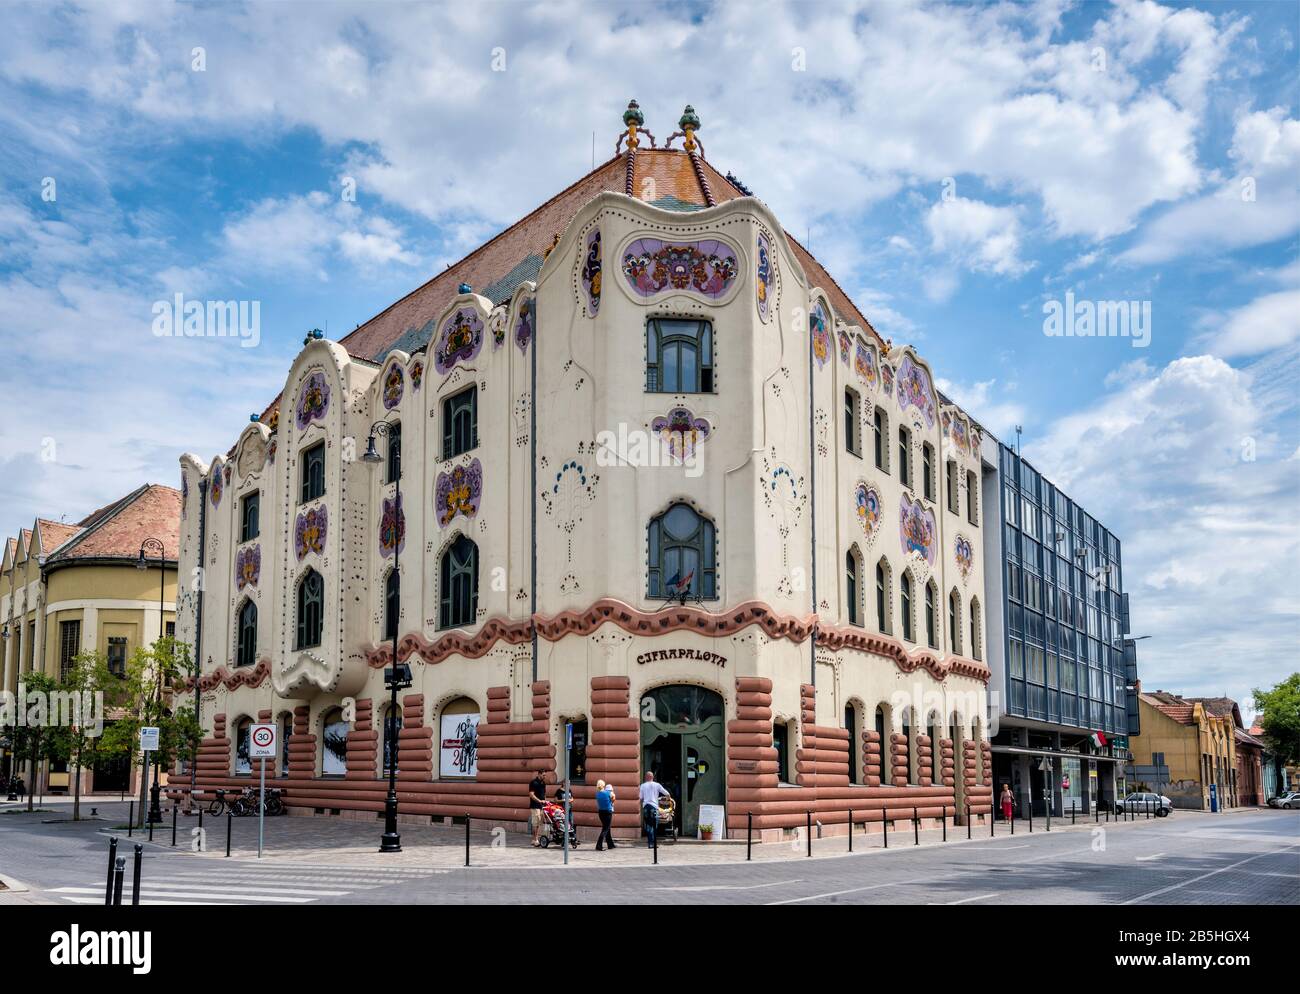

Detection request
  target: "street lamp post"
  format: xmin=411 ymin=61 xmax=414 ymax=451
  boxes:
xmin=363 ymin=420 xmax=410 ymax=853
xmin=1 ymin=624 xmax=14 ymax=799
xmin=138 ymin=537 xmax=166 ymax=824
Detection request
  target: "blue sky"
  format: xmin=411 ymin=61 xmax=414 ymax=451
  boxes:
xmin=0 ymin=1 xmax=1296 ymax=713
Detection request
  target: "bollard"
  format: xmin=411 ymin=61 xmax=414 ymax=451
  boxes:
xmin=1011 ymin=806 xmax=1015 ymax=835
xmin=104 ymin=837 xmax=119 ymax=906
xmin=226 ymin=810 xmax=232 ymax=857
xmin=172 ymin=804 xmax=178 ymax=846
xmin=132 ymin=844 xmax=143 ymax=906
xmin=1046 ymin=800 xmax=1051 ymax=832
xmin=128 ymin=801 xmax=134 ymax=838
xmin=913 ymin=806 xmax=919 ymax=846
xmin=112 ymin=857 xmax=125 ymax=906
xmin=1146 ymin=799 xmax=1151 ymax=820
xmin=746 ymin=812 xmax=752 ymax=861
xmin=882 ymin=809 xmax=889 ymax=849
xmin=942 ymin=808 xmax=947 ymax=842
xmin=806 ymin=811 xmax=812 ymax=857
xmin=967 ymin=804 xmax=972 ymax=839
xmin=1028 ymin=805 xmax=1033 ymax=833
xmin=848 ymin=809 xmax=853 ymax=853
xmin=465 ymin=815 xmax=471 ymax=867
xmin=653 ymin=823 xmax=658 ymax=865
xmin=1072 ymin=801 xmax=1077 ymax=826
xmin=991 ymin=802 xmax=995 ymax=836
xmin=198 ymin=804 xmax=203 ymax=833
xmin=148 ymin=812 xmax=154 ymax=843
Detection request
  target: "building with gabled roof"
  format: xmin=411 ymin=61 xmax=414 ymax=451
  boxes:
xmin=172 ymin=101 xmax=997 ymax=843
xmin=1130 ymin=690 xmax=1237 ymax=809
xmin=1 ymin=484 xmax=179 ymax=795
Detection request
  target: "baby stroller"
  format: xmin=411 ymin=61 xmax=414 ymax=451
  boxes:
xmin=651 ymin=794 xmax=677 ymax=844
xmin=538 ymin=799 xmax=580 ymax=848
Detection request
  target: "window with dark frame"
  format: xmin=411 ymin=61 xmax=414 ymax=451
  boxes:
xmin=922 ymin=443 xmax=935 ymax=501
xmin=240 ymin=492 xmax=260 ymax=542
xmin=296 ymin=569 xmax=323 ymax=649
xmin=898 ymin=426 xmax=912 ymax=489
xmin=59 ymin=620 xmax=81 ymax=680
xmin=647 ymin=503 xmax=717 ymax=600
xmin=384 ymin=568 xmax=400 ymax=640
xmin=901 ymin=573 xmax=914 ymax=642
xmin=873 ymin=409 xmax=886 ymax=470
xmin=442 ymin=387 xmax=477 ymax=459
xmin=386 ymin=422 xmax=402 ymax=483
xmin=844 ymin=389 xmax=861 ymax=455
xmin=439 ymin=535 xmax=479 ymax=629
xmin=846 ymin=551 xmax=860 ymax=625
xmin=106 ymin=635 xmax=127 ymax=680
xmin=300 ymin=442 xmax=325 ymax=504
xmin=236 ymin=599 xmax=258 ymax=667
xmin=645 ymin=318 xmax=713 ymax=393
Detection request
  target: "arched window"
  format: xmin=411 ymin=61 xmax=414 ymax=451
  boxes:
xmin=845 ymin=548 xmax=862 ymax=626
xmin=902 ymin=708 xmax=916 ymax=785
xmin=384 ymin=568 xmax=400 ymax=641
xmin=875 ymin=705 xmax=889 ymax=783
xmin=970 ymin=597 xmax=982 ymax=660
xmin=901 ymin=573 xmax=914 ymax=642
xmin=236 ymin=599 xmax=257 ymax=668
xmin=844 ymin=703 xmax=860 ymax=784
xmin=928 ymin=711 xmax=943 ymax=785
xmin=948 ymin=590 xmax=962 ymax=655
xmin=439 ymin=535 xmax=478 ymax=629
xmin=383 ymin=703 xmax=402 ymax=777
xmin=773 ymin=718 xmax=795 ymax=784
xmin=279 ymin=712 xmax=292 ymax=778
xmin=876 ymin=558 xmax=891 ymax=634
xmin=646 ymin=318 xmax=713 ymax=393
xmin=648 ymin=503 xmax=717 ymax=600
xmin=296 ymin=569 xmax=323 ymax=649
xmin=386 ymin=421 xmax=402 ymax=483
xmin=321 ymin=707 xmax=349 ymax=777
xmin=234 ymin=717 xmax=252 ymax=776
xmin=925 ymin=581 xmax=938 ymax=648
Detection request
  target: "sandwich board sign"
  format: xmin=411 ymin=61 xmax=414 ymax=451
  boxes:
xmin=249 ymin=724 xmax=277 ymax=760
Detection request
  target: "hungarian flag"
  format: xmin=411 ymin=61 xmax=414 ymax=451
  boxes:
xmin=1091 ymin=731 xmax=1108 ymax=749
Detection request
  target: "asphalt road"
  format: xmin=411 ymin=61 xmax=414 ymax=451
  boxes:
xmin=2 ymin=803 xmax=1295 ymax=905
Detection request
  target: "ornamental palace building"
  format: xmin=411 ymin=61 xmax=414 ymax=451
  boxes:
xmin=171 ymin=103 xmax=995 ymax=841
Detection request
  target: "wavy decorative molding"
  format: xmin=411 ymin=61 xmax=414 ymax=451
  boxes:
xmin=360 ymin=598 xmax=990 ymax=684
xmin=182 ymin=658 xmax=271 ymax=692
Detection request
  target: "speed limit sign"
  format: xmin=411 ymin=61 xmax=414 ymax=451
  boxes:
xmin=249 ymin=723 xmax=277 ymax=760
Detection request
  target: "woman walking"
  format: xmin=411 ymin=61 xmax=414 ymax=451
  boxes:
xmin=1000 ymin=783 xmax=1014 ymax=822
xmin=595 ymin=779 xmax=616 ymax=850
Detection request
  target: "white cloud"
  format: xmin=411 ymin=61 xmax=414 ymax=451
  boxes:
xmin=1026 ymin=355 xmax=1300 ymax=705
xmin=934 ymin=376 xmax=1026 ymax=437
xmin=1203 ymin=289 xmax=1300 ymax=358
xmin=925 ymin=196 xmax=1029 ymax=276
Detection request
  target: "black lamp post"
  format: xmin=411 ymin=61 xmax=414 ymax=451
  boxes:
xmin=2 ymin=622 xmax=14 ymax=800
xmin=363 ymin=420 xmax=411 ymax=852
xmin=138 ymin=537 xmax=166 ymax=824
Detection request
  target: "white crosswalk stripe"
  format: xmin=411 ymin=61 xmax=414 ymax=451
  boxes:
xmin=51 ymin=860 xmax=449 ymax=905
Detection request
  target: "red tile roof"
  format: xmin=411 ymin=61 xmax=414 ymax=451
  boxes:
xmin=36 ymin=518 xmax=82 ymax=553
xmin=1141 ymin=693 xmax=1195 ymax=725
xmin=45 ymin=485 xmax=181 ymax=566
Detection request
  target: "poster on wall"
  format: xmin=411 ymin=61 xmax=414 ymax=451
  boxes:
xmin=439 ymin=713 xmax=479 ymax=778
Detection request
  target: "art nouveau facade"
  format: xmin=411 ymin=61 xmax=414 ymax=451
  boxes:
xmin=172 ymin=105 xmax=994 ymax=839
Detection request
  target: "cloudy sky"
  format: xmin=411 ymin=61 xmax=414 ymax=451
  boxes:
xmin=0 ymin=1 xmax=1296 ymax=712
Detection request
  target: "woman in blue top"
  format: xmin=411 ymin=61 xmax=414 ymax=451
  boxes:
xmin=595 ymin=779 xmax=616 ymax=850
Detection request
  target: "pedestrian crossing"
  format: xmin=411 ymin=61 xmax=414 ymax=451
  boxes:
xmin=49 ymin=860 xmax=450 ymax=905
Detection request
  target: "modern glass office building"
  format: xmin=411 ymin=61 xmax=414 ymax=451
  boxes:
xmin=980 ymin=435 xmax=1140 ymax=817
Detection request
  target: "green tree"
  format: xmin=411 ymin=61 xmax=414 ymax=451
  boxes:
xmin=1252 ymin=673 xmax=1300 ymax=768
xmin=47 ymin=650 xmax=123 ymax=821
xmin=11 ymin=672 xmax=58 ymax=812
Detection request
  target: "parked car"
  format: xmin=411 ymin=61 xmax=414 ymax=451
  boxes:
xmin=1271 ymin=792 xmax=1300 ymax=810
xmin=1118 ymin=791 xmax=1173 ymax=816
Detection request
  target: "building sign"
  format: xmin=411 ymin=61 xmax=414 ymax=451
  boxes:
xmin=636 ymin=648 xmax=727 ymax=667
xmin=439 ymin=713 xmax=479 ymax=778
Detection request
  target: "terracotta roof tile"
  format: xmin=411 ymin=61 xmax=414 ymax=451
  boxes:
xmin=1141 ymin=693 xmax=1195 ymax=725
xmin=36 ymin=518 xmax=82 ymax=552
xmin=46 ymin=485 xmax=181 ymax=565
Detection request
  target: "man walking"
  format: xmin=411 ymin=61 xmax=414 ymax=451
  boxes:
xmin=638 ymin=771 xmax=670 ymax=849
xmin=528 ymin=769 xmax=547 ymax=847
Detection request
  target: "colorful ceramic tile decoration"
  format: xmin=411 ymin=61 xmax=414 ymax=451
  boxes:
xmin=235 ymin=544 xmax=261 ymax=591
xmin=296 ymin=370 xmax=330 ymax=430
xmin=854 ymin=482 xmax=883 ymax=537
xmin=838 ymin=330 xmax=851 ymax=365
xmin=955 ymin=534 xmax=974 ymax=580
xmin=435 ymin=459 xmax=483 ymax=527
xmin=651 ymin=406 xmax=712 ymax=461
xmin=621 ymin=238 xmax=738 ymax=300
xmin=855 ymin=342 xmax=877 ymax=386
xmin=379 ymin=494 xmax=405 ymax=558
xmin=896 ymin=354 xmax=937 ymax=427
xmin=581 ymin=227 xmax=602 ymax=315
xmin=899 ymin=493 xmax=937 ymax=565
xmin=952 ymin=416 xmax=971 ymax=456
xmin=515 ymin=295 xmax=535 ymax=354
xmin=410 ymin=359 xmax=424 ymax=391
xmin=294 ymin=505 xmax=327 ymax=560
xmin=882 ymin=363 xmax=894 ymax=396
xmin=434 ymin=308 xmax=484 ymax=375
xmin=756 ymin=230 xmax=775 ymax=322
xmin=265 ymin=438 xmax=276 ymax=466
xmin=382 ymin=363 xmax=404 ymax=410
xmin=210 ymin=466 xmax=222 ymax=507
xmin=810 ymin=300 xmax=831 ymax=371
xmin=489 ymin=308 xmax=507 ymax=350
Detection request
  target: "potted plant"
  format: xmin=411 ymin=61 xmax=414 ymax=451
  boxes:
xmin=699 ymin=822 xmax=714 ymax=841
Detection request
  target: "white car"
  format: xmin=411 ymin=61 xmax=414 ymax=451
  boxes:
xmin=1271 ymin=792 xmax=1300 ymax=810
xmin=1118 ymin=791 xmax=1173 ymax=816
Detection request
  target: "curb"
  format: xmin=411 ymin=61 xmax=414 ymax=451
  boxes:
xmin=0 ymin=872 xmax=31 ymax=893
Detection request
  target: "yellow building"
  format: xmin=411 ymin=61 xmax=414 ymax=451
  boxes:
xmin=1 ymin=484 xmax=180 ymax=795
xmin=1130 ymin=691 xmax=1236 ymax=810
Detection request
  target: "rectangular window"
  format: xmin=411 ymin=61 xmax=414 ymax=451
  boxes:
xmin=898 ymin=427 xmax=911 ymax=489
xmin=59 ymin=620 xmax=81 ymax=680
xmin=386 ymin=422 xmax=402 ymax=483
xmin=442 ymin=387 xmax=478 ymax=459
xmin=922 ymin=444 xmax=935 ymax=501
xmin=646 ymin=318 xmax=714 ymax=393
xmin=1009 ymin=639 xmax=1024 ymax=678
xmin=873 ymin=409 xmax=885 ymax=470
xmin=107 ymin=636 xmax=127 ymax=679
xmin=967 ymin=470 xmax=978 ymax=524
xmin=946 ymin=462 xmax=958 ymax=514
xmin=844 ymin=390 xmax=861 ymax=456
xmin=240 ymin=492 xmax=260 ymax=542
xmin=300 ymin=442 xmax=325 ymax=504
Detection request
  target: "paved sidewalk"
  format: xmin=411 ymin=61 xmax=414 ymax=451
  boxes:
xmin=0 ymin=796 xmax=1197 ymax=870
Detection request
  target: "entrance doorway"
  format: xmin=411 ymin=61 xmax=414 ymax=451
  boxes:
xmin=640 ymin=686 xmax=726 ymax=837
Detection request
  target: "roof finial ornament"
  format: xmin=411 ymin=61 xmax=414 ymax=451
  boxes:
xmin=615 ymin=99 xmax=656 ymax=154
xmin=666 ymin=105 xmax=705 ymax=157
